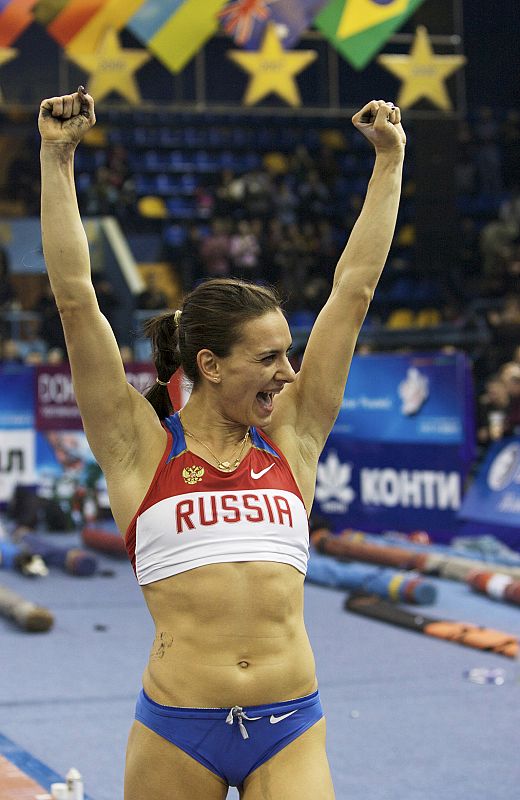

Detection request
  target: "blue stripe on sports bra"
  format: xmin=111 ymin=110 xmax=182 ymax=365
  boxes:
xmin=164 ymin=414 xmax=280 ymax=462
xmin=164 ymin=414 xmax=187 ymax=462
xmin=250 ymin=427 xmax=280 ymax=458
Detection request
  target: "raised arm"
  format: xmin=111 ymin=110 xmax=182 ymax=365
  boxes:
xmin=280 ymin=100 xmax=405 ymax=454
xmin=39 ymin=88 xmax=163 ymax=476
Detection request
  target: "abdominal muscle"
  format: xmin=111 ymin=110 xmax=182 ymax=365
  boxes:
xmin=140 ymin=561 xmax=317 ymax=708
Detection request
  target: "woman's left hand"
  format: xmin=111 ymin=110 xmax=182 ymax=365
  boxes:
xmin=352 ymin=100 xmax=406 ymax=153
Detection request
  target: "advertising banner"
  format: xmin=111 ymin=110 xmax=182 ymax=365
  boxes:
xmin=0 ymin=363 xmax=186 ymax=506
xmin=0 ymin=365 xmax=36 ymax=501
xmin=459 ymin=437 xmax=520 ymax=531
xmin=0 ymin=429 xmax=37 ymax=503
xmin=35 ymin=362 xmax=183 ymax=430
xmin=0 ymin=364 xmax=35 ymax=428
xmin=314 ymin=352 xmax=475 ymax=537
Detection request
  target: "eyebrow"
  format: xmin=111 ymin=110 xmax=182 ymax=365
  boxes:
xmin=257 ymin=343 xmax=293 ymax=357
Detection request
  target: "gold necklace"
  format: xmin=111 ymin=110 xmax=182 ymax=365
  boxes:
xmin=180 ymin=416 xmax=250 ymax=472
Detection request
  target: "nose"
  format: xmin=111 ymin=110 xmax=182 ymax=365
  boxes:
xmin=276 ymin=355 xmax=296 ymax=384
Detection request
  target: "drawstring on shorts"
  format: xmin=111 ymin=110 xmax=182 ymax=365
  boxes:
xmin=225 ymin=706 xmax=262 ymax=740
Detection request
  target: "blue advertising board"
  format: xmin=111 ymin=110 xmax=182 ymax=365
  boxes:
xmin=314 ymin=352 xmax=475 ymax=538
xmin=0 ymin=365 xmax=36 ymax=502
xmin=0 ymin=364 xmax=35 ymax=428
xmin=459 ymin=437 xmax=520 ymax=531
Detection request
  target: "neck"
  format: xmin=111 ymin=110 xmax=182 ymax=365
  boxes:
xmin=179 ymin=397 xmax=249 ymax=445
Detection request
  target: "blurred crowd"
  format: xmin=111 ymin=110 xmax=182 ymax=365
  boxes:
xmin=1 ymin=105 xmax=519 ymax=448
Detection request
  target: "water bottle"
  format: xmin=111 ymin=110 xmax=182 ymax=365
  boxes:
xmin=66 ymin=767 xmax=84 ymax=800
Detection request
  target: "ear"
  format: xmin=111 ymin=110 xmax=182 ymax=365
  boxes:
xmin=196 ymin=349 xmax=221 ymax=384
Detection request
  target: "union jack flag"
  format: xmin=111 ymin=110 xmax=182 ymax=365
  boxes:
xmin=219 ymin=0 xmax=278 ymax=46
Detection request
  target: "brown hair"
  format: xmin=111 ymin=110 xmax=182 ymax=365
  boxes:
xmin=143 ymin=278 xmax=282 ymax=419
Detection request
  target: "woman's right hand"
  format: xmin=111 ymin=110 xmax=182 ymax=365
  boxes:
xmin=38 ymin=87 xmax=96 ymax=145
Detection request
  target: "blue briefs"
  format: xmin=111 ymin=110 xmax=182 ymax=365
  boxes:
xmin=135 ymin=687 xmax=324 ymax=787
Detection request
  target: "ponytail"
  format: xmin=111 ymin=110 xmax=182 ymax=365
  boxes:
xmin=143 ymin=311 xmax=181 ymax=420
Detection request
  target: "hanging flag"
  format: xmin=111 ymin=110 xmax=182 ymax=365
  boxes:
xmin=46 ymin=0 xmax=107 ymax=47
xmin=0 ymin=0 xmax=37 ymax=47
xmin=65 ymin=0 xmax=145 ymax=53
xmin=127 ymin=0 xmax=227 ymax=74
xmin=33 ymin=0 xmax=69 ymax=27
xmin=219 ymin=0 xmax=329 ymax=50
xmin=315 ymin=0 xmax=426 ymax=70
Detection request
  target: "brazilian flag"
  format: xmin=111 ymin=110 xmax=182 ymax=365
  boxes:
xmin=316 ymin=0 xmax=426 ymax=70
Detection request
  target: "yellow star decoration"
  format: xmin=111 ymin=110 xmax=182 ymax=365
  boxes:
xmin=66 ymin=28 xmax=151 ymax=105
xmin=228 ymin=23 xmax=317 ymax=107
xmin=0 ymin=47 xmax=18 ymax=101
xmin=377 ymin=26 xmax=466 ymax=111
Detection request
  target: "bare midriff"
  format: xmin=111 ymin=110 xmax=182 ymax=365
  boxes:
xmin=140 ymin=561 xmax=317 ymax=708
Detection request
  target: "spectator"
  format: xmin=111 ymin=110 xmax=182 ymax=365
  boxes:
xmin=477 ymin=376 xmax=510 ymax=443
xmin=273 ymin=177 xmax=299 ymax=226
xmin=243 ymin=169 xmax=273 ymax=218
xmin=499 ymin=362 xmax=520 ymax=434
xmin=214 ymin=169 xmax=246 ymax=218
xmin=229 ymin=220 xmax=261 ymax=280
xmin=136 ymin=272 xmax=169 ymax=311
xmin=1 ymin=339 xmax=23 ymax=364
xmin=47 ymin=347 xmax=65 ymax=364
xmin=199 ymin=218 xmax=232 ymax=277
xmin=297 ymin=168 xmax=331 ymax=219
xmin=16 ymin=318 xmax=48 ymax=361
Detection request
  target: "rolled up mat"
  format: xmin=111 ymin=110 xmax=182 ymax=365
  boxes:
xmin=467 ymin=570 xmax=520 ymax=607
xmin=316 ymin=533 xmax=429 ymax=571
xmin=82 ymin=524 xmax=126 ymax=556
xmin=18 ymin=533 xmax=97 ymax=577
xmin=423 ymin=553 xmax=520 ymax=582
xmin=345 ymin=594 xmax=519 ymax=658
xmin=0 ymin=584 xmax=54 ymax=632
xmin=307 ymin=553 xmax=437 ymax=605
xmin=317 ymin=534 xmax=520 ymax=582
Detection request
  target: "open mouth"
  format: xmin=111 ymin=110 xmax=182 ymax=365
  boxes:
xmin=256 ymin=391 xmax=274 ymax=411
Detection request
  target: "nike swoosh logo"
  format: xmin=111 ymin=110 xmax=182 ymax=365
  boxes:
xmin=270 ymin=710 xmax=298 ymax=724
xmin=251 ymin=464 xmax=275 ymax=480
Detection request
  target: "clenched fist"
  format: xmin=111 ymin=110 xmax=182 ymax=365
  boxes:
xmin=39 ymin=86 xmax=96 ymax=145
xmin=352 ymin=100 xmax=406 ymax=153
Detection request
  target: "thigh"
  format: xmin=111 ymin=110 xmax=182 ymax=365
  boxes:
xmin=241 ymin=717 xmax=335 ymax=800
xmin=125 ymin=720 xmax=229 ymax=800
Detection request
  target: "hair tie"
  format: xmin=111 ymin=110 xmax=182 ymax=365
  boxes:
xmin=156 ymin=377 xmax=169 ymax=386
xmin=174 ymin=309 xmax=182 ymax=328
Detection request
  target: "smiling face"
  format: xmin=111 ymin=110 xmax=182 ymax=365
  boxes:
xmin=211 ymin=309 xmax=296 ymax=427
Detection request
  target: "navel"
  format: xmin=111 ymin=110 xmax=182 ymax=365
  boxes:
xmin=238 ymin=660 xmax=249 ymax=669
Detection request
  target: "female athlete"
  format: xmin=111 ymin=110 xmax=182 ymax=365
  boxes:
xmin=39 ymin=88 xmax=405 ymax=799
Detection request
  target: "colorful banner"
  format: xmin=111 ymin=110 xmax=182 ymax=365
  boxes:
xmin=459 ymin=437 xmax=520 ymax=530
xmin=128 ymin=0 xmax=227 ymax=73
xmin=0 ymin=0 xmax=37 ymax=47
xmin=33 ymin=0 xmax=69 ymax=27
xmin=313 ymin=352 xmax=475 ymax=537
xmin=219 ymin=0 xmax=329 ymax=49
xmin=47 ymin=0 xmax=106 ymax=47
xmin=315 ymin=0 xmax=426 ymax=70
